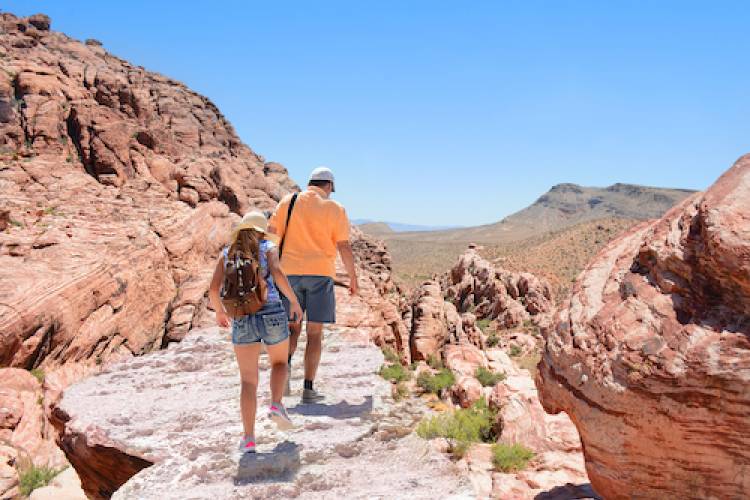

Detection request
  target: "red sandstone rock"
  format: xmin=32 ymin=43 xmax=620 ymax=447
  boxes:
xmin=0 ymin=12 xmax=295 ymax=376
xmin=0 ymin=368 xmax=67 ymax=498
xmin=537 ymin=156 xmax=750 ymax=499
xmin=409 ymin=280 xmax=449 ymax=361
xmin=445 ymin=248 xmax=554 ymax=329
xmin=452 ymin=374 xmax=483 ymax=408
xmin=50 ymin=406 xmax=152 ymax=499
xmin=444 ymin=343 xmax=488 ymax=376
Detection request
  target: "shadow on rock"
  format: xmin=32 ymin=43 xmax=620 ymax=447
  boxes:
xmin=235 ymin=441 xmax=301 ymax=484
xmin=534 ymin=483 xmax=601 ymax=500
xmin=288 ymin=396 xmax=373 ymax=420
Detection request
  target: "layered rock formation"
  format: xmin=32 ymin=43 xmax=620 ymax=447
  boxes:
xmin=0 ymin=12 xmax=295 ymax=374
xmin=537 ymin=156 xmax=750 ymax=499
xmin=409 ymin=247 xmax=554 ymax=362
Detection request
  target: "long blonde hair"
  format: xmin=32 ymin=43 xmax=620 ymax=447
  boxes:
xmin=228 ymin=228 xmax=261 ymax=261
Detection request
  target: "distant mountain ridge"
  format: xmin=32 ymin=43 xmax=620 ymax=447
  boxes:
xmin=352 ymin=219 xmax=464 ymax=233
xmin=379 ymin=182 xmax=697 ymax=243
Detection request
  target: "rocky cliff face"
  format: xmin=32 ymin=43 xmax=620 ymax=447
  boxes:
xmin=0 ymin=12 xmax=296 ymax=373
xmin=537 ymin=156 xmax=750 ymax=499
xmin=0 ymin=12 xmax=297 ymax=495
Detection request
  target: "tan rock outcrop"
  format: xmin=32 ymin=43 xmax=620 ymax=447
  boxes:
xmin=537 ymin=156 xmax=750 ymax=499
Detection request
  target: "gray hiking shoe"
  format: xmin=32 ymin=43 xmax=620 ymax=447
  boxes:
xmin=301 ymin=388 xmax=325 ymax=404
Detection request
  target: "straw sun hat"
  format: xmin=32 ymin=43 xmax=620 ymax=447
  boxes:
xmin=231 ymin=210 xmax=280 ymax=244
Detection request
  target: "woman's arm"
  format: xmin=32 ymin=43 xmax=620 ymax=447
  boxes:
xmin=208 ymin=255 xmax=230 ymax=328
xmin=267 ymin=247 xmax=303 ymax=324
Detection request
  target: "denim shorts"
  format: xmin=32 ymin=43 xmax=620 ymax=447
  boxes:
xmin=231 ymin=301 xmax=289 ymax=346
xmin=281 ymin=275 xmax=336 ymax=324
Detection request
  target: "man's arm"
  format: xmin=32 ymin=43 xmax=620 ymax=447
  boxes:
xmin=336 ymin=240 xmax=359 ymax=295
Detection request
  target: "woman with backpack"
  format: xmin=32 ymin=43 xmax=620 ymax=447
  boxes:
xmin=208 ymin=210 xmax=303 ymax=455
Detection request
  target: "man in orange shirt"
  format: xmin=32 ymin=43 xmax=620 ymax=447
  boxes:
xmin=269 ymin=167 xmax=358 ymax=404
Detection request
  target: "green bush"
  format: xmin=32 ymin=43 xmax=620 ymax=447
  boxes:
xmin=382 ymin=346 xmax=400 ymax=363
xmin=416 ymin=398 xmax=498 ymax=458
xmin=475 ymin=318 xmax=492 ymax=332
xmin=19 ymin=465 xmax=60 ymax=496
xmin=475 ymin=366 xmax=506 ymax=387
xmin=491 ymin=443 xmax=535 ymax=472
xmin=379 ymin=363 xmax=410 ymax=383
xmin=30 ymin=368 xmax=45 ymax=384
xmin=417 ymin=368 xmax=455 ymax=394
xmin=509 ymin=345 xmax=522 ymax=358
xmin=486 ymin=332 xmax=501 ymax=348
xmin=426 ymin=354 xmax=443 ymax=370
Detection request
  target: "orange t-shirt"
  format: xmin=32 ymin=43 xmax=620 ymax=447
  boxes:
xmin=269 ymin=187 xmax=350 ymax=278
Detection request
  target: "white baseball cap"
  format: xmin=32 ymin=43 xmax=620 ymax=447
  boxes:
xmin=309 ymin=166 xmax=336 ymax=192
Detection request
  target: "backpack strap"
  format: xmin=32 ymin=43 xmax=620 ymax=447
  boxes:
xmin=278 ymin=192 xmax=298 ymax=260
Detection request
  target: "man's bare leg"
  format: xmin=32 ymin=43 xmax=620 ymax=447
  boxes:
xmin=304 ymin=321 xmax=324 ymax=382
xmin=288 ymin=320 xmax=302 ymax=360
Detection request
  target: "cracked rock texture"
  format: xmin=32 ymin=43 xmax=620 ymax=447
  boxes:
xmin=537 ymin=156 xmax=750 ymax=499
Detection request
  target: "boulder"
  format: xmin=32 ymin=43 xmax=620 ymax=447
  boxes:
xmin=409 ymin=281 xmax=449 ymax=361
xmin=537 ymin=156 xmax=750 ymax=499
xmin=444 ymin=343 xmax=488 ymax=376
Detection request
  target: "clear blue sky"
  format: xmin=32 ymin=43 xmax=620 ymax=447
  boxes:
xmin=6 ymin=1 xmax=749 ymax=226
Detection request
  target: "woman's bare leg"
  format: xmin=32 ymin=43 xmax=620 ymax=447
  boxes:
xmin=234 ymin=343 xmax=262 ymax=438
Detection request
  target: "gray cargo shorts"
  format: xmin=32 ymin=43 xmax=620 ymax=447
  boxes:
xmin=282 ymin=275 xmax=336 ymax=324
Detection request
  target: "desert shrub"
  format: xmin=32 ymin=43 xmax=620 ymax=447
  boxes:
xmin=475 ymin=366 xmax=506 ymax=387
xmin=509 ymin=345 xmax=522 ymax=357
xmin=19 ymin=465 xmax=60 ymax=496
xmin=392 ymin=382 xmax=409 ymax=401
xmin=475 ymin=318 xmax=492 ymax=332
xmin=416 ymin=398 xmax=497 ymax=458
xmin=417 ymin=368 xmax=455 ymax=394
xmin=486 ymin=332 xmax=501 ymax=347
xmin=491 ymin=443 xmax=535 ymax=472
xmin=379 ymin=363 xmax=410 ymax=383
xmin=30 ymin=368 xmax=45 ymax=384
xmin=426 ymin=354 xmax=443 ymax=370
xmin=381 ymin=346 xmax=400 ymax=363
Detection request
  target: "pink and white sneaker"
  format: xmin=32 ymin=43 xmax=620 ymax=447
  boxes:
xmin=238 ymin=436 xmax=256 ymax=454
xmin=269 ymin=403 xmax=295 ymax=431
